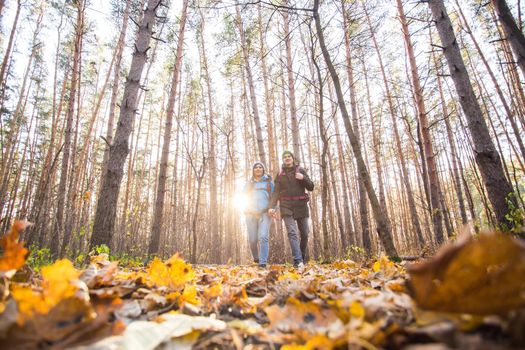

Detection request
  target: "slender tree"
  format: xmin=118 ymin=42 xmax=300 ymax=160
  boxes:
xmin=149 ymin=0 xmax=188 ymax=256
xmin=428 ymin=0 xmax=518 ymax=229
xmin=313 ymin=0 xmax=398 ymax=257
xmin=91 ymin=0 xmax=163 ymax=249
xmin=396 ymin=0 xmax=444 ymax=244
xmin=491 ymin=0 xmax=525 ymax=78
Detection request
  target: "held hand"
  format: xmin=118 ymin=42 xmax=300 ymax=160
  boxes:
xmin=295 ymin=172 xmax=304 ymax=180
xmin=268 ymin=209 xmax=276 ymax=218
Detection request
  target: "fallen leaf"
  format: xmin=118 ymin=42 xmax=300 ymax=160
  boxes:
xmin=407 ymin=231 xmax=525 ymax=314
xmin=0 ymin=221 xmax=31 ymax=278
xmin=146 ymin=255 xmax=195 ymax=290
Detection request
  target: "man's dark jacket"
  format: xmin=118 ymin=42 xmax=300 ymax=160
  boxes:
xmin=269 ymin=164 xmax=314 ymax=218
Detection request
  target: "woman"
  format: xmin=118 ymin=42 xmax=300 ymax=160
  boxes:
xmin=243 ymin=162 xmax=274 ymax=268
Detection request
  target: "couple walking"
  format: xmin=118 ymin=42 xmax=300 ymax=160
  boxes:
xmin=243 ymin=151 xmax=314 ymax=269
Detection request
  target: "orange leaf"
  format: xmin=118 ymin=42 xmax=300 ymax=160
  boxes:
xmin=0 ymin=220 xmax=31 ymax=278
xmin=407 ymin=231 xmax=525 ymax=315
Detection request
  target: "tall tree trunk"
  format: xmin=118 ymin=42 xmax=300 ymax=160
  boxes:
xmin=258 ymin=5 xmax=278 ymax=174
xmin=0 ymin=5 xmax=44 ymax=212
xmin=313 ymin=0 xmax=398 ymax=257
xmin=334 ymin=115 xmax=354 ymax=247
xmin=397 ymin=0 xmax=444 ymax=244
xmin=198 ymin=8 xmax=220 ymax=263
xmin=456 ymin=1 xmax=525 ymax=164
xmin=428 ymin=0 xmax=518 ymax=229
xmin=149 ymin=0 xmax=188 ymax=256
xmin=283 ymin=0 xmax=300 ymax=158
xmin=51 ymin=0 xmax=84 ymax=257
xmin=91 ymin=0 xmax=162 ymax=249
xmin=236 ymin=5 xmax=267 ymax=166
xmin=491 ymin=0 xmax=525 ymax=78
xmin=310 ymin=33 xmax=330 ymax=258
xmin=0 ymin=0 xmax=21 ymax=96
xmin=102 ymin=0 xmax=131 ymax=172
xmin=341 ymin=2 xmax=371 ymax=253
xmin=363 ymin=4 xmax=425 ymax=247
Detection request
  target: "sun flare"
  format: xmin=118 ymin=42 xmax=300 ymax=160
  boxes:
xmin=232 ymin=192 xmax=249 ymax=212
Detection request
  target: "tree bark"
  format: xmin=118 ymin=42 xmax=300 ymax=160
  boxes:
xmin=91 ymin=0 xmax=162 ymax=249
xmin=313 ymin=0 xmax=398 ymax=257
xmin=0 ymin=0 xmax=21 ymax=95
xmin=363 ymin=4 xmax=425 ymax=247
xmin=341 ymin=2 xmax=372 ymax=253
xmin=236 ymin=5 xmax=267 ymax=167
xmin=428 ymin=0 xmax=518 ymax=229
xmin=102 ymin=0 xmax=131 ymax=173
xmin=491 ymin=0 xmax=525 ymax=78
xmin=283 ymin=0 xmax=301 ymax=158
xmin=149 ymin=0 xmax=188 ymax=256
xmin=397 ymin=0 xmax=444 ymax=244
xmin=52 ymin=0 xmax=84 ymax=257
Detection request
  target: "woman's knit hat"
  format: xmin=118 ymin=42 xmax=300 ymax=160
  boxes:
xmin=252 ymin=161 xmax=266 ymax=174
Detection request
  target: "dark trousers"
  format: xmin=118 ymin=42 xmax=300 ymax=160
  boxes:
xmin=282 ymin=216 xmax=309 ymax=264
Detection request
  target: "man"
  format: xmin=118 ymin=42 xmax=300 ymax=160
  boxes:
xmin=268 ymin=151 xmax=314 ymax=270
xmin=244 ymin=162 xmax=274 ymax=268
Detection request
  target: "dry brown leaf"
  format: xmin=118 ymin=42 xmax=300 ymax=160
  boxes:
xmin=407 ymin=231 xmax=525 ymax=315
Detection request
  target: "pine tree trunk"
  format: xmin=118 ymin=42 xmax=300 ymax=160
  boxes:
xmin=236 ymin=5 xmax=267 ymax=167
xmin=102 ymin=0 xmax=131 ymax=172
xmin=364 ymin=5 xmax=425 ymax=247
xmin=52 ymin=1 xmax=84 ymax=257
xmin=341 ymin=2 xmax=372 ymax=253
xmin=0 ymin=0 xmax=21 ymax=95
xmin=428 ymin=0 xmax=518 ymax=230
xmin=91 ymin=0 xmax=162 ymax=249
xmin=283 ymin=0 xmax=300 ymax=158
xmin=397 ymin=0 xmax=444 ymax=244
xmin=491 ymin=0 xmax=525 ymax=78
xmin=149 ymin=0 xmax=188 ymax=256
xmin=456 ymin=1 xmax=525 ymax=164
xmin=313 ymin=0 xmax=397 ymax=257
xmin=0 ymin=6 xmax=43 ymax=213
xmin=310 ymin=36 xmax=330 ymax=258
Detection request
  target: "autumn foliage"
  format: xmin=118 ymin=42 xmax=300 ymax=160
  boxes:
xmin=0 ymin=222 xmax=524 ymax=349
xmin=0 ymin=221 xmax=30 ymax=278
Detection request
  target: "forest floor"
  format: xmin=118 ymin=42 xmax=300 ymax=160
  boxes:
xmin=0 ymin=222 xmax=524 ymax=350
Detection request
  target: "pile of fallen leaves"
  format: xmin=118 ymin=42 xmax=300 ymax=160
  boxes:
xmin=1 ymin=221 xmax=524 ymax=349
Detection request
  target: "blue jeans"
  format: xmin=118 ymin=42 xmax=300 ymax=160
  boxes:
xmin=245 ymin=213 xmax=271 ymax=265
xmin=283 ymin=216 xmax=309 ymax=264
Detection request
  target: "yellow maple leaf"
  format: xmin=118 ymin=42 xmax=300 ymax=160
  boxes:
xmin=11 ymin=259 xmax=81 ymax=323
xmin=42 ymin=259 xmax=81 ymax=305
xmin=146 ymin=254 xmax=195 ymax=290
xmin=180 ymin=284 xmax=200 ymax=305
xmin=0 ymin=220 xmax=31 ymax=278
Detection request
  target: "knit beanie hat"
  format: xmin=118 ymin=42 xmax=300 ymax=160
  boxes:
xmin=282 ymin=150 xmax=294 ymax=160
xmin=252 ymin=161 xmax=266 ymax=174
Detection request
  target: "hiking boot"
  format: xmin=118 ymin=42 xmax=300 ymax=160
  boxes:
xmin=294 ymin=262 xmax=305 ymax=273
xmin=258 ymin=264 xmax=267 ymax=269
